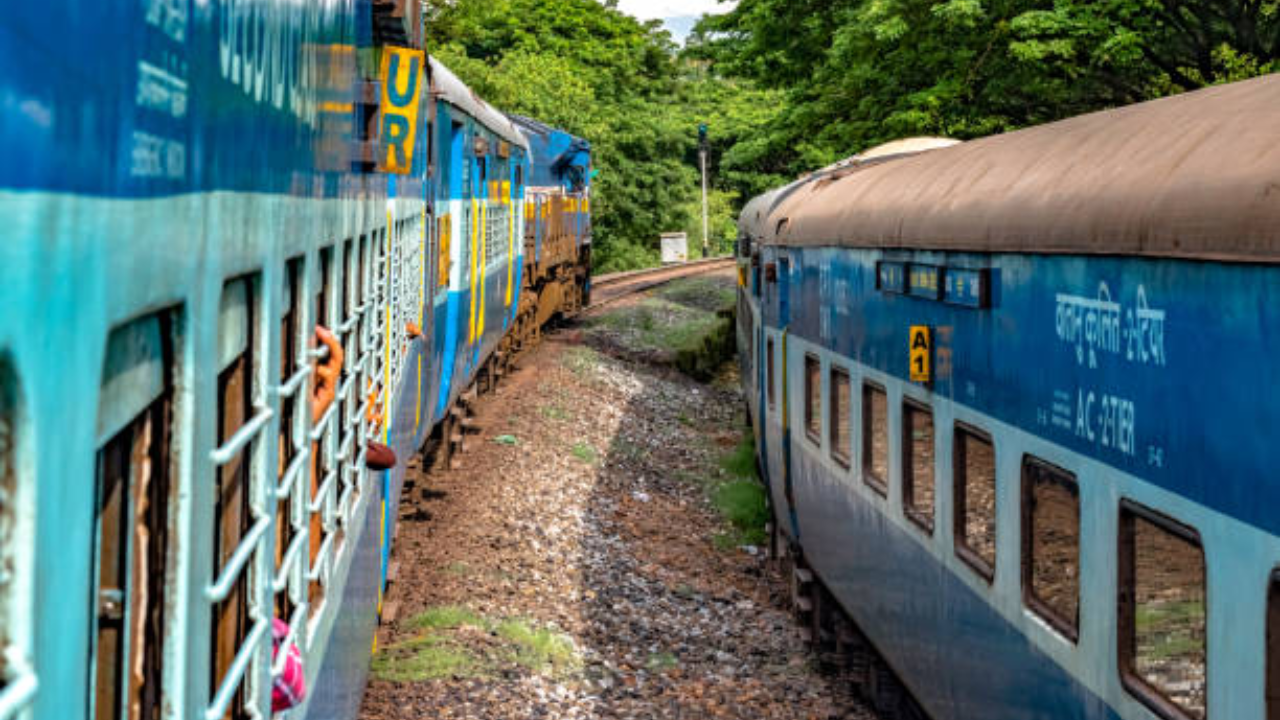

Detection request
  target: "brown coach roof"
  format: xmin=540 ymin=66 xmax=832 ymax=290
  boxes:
xmin=765 ymin=73 xmax=1280 ymax=263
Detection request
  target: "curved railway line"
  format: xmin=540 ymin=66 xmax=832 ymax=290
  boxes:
xmin=588 ymin=257 xmax=735 ymax=309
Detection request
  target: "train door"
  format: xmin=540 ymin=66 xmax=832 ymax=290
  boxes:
xmin=437 ymin=118 xmax=466 ymax=418
xmin=467 ymin=149 xmax=487 ymax=372
xmin=777 ymin=254 xmax=798 ymax=541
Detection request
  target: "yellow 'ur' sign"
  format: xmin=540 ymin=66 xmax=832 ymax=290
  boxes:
xmin=379 ymin=46 xmax=424 ymax=174
xmin=910 ymin=326 xmax=931 ymax=383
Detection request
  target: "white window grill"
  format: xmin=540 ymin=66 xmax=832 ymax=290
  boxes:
xmin=0 ymin=369 xmax=35 ymax=720
xmin=206 ymin=277 xmax=274 ymax=720
xmin=208 ymin=237 xmax=390 ymax=720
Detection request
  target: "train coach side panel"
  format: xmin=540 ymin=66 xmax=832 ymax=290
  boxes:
xmin=759 ymin=245 xmax=1280 ymax=720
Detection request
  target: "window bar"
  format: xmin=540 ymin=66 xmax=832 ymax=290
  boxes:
xmin=206 ymin=512 xmax=271 ymax=602
xmin=276 ymin=446 xmax=309 ymax=500
xmin=278 ymin=364 xmax=312 ymax=400
xmin=310 ymin=402 xmax=339 ymax=444
xmin=204 ymin=612 xmax=269 ymax=720
xmin=272 ymin=530 xmax=307 ymax=595
xmin=209 ymin=403 xmax=274 ymax=466
xmin=0 ymin=664 xmax=38 ymax=720
xmin=305 ymin=532 xmax=337 ymax=584
xmin=308 ymin=470 xmax=338 ymax=515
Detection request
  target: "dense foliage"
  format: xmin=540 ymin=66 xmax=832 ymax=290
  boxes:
xmin=687 ymin=0 xmax=1280 ymax=175
xmin=425 ymin=0 xmax=778 ymax=271
xmin=426 ymin=0 xmax=1278 ymax=270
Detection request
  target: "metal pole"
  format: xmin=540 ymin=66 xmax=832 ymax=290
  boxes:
xmin=700 ymin=146 xmax=709 ymax=259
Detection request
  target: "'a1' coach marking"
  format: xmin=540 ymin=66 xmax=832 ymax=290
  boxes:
xmin=379 ymin=46 xmax=425 ymax=174
xmin=910 ymin=326 xmax=931 ymax=384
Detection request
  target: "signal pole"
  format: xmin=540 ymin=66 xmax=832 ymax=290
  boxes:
xmin=699 ymin=123 xmax=710 ymax=259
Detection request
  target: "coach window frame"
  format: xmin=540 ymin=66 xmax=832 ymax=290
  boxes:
xmin=803 ymin=353 xmax=821 ymax=446
xmin=953 ymin=422 xmax=997 ymax=583
xmin=90 ymin=310 xmax=181 ymax=720
xmin=1266 ymin=570 xmax=1280 ymax=720
xmin=209 ymin=272 xmax=272 ymax=720
xmin=0 ymin=357 xmax=35 ymax=717
xmin=829 ymin=366 xmax=852 ymax=469
xmin=901 ymin=398 xmax=935 ymax=534
xmin=1117 ymin=500 xmax=1208 ymax=720
xmin=1020 ymin=456 xmax=1081 ymax=642
xmin=861 ymin=381 xmax=889 ymax=497
xmin=766 ymin=337 xmax=776 ymax=412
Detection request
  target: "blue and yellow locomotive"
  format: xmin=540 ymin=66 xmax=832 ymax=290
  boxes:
xmin=739 ymin=76 xmax=1280 ymax=720
xmin=0 ymin=2 xmax=589 ymax=720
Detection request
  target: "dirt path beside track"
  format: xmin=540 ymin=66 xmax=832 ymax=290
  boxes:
xmin=359 ymin=272 xmax=876 ymax=720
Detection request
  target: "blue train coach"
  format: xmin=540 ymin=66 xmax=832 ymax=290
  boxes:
xmin=738 ymin=75 xmax=1280 ymax=720
xmin=0 ymin=2 xmax=588 ymax=720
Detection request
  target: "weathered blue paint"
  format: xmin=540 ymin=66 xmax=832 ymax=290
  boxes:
xmin=0 ymin=1 xmax=570 ymax=719
xmin=746 ymin=241 xmax=1280 ymax=720
xmin=768 ymin=246 xmax=1280 ymax=537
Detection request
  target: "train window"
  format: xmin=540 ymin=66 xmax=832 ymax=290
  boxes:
xmin=1021 ymin=458 xmax=1079 ymax=640
xmin=954 ymin=425 xmax=996 ymax=581
xmin=766 ymin=338 xmax=776 ymax=410
xmin=1118 ymin=502 xmax=1206 ymax=720
xmin=316 ymin=245 xmax=334 ymax=326
xmin=92 ymin=311 xmax=178 ymax=720
xmin=342 ymin=239 xmax=354 ymax=319
xmin=861 ymin=383 xmax=888 ymax=495
xmin=804 ymin=354 xmax=821 ymax=444
xmin=830 ymin=367 xmax=851 ymax=468
xmin=310 ymin=248 xmax=337 ymax=609
xmin=902 ymin=400 xmax=935 ymax=532
xmin=0 ymin=363 xmax=15 ymax=692
xmin=276 ymin=259 xmax=303 ymax=619
xmin=213 ymin=277 xmax=257 ymax=720
xmin=1267 ymin=572 xmax=1280 ymax=720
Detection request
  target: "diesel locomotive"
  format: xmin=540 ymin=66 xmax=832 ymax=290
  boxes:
xmin=738 ymin=75 xmax=1280 ymax=720
xmin=0 ymin=2 xmax=589 ymax=720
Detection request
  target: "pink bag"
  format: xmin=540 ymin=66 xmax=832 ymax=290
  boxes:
xmin=271 ymin=618 xmax=306 ymax=712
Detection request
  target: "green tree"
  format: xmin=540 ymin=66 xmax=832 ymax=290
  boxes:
xmin=687 ymin=0 xmax=1279 ymax=178
xmin=425 ymin=0 xmax=780 ymax=270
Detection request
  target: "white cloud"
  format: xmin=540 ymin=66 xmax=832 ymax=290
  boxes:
xmin=613 ymin=0 xmax=736 ymax=21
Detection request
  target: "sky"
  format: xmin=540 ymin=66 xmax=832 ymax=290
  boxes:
xmin=613 ymin=0 xmax=737 ymax=42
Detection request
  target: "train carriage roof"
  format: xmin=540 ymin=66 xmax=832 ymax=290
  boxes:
xmin=429 ymin=57 xmax=530 ymax=153
xmin=766 ymin=74 xmax=1280 ymax=263
xmin=740 ymin=138 xmax=960 ymax=241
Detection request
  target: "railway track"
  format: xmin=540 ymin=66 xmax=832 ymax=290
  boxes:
xmin=588 ymin=256 xmax=735 ymax=309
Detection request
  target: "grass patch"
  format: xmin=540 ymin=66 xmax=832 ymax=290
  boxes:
xmin=372 ymin=607 xmax=581 ymax=683
xmin=371 ymin=634 xmax=475 ymax=682
xmin=645 ymin=651 xmax=680 ymax=672
xmin=562 ymin=346 xmax=600 ymax=377
xmin=442 ymin=561 xmax=470 ymax=576
xmin=571 ymin=442 xmax=599 ymax=464
xmin=497 ymin=619 xmax=580 ymax=673
xmin=589 ymin=297 xmax=721 ymax=355
xmin=540 ymin=403 xmax=571 ymax=421
xmin=411 ymin=605 xmax=485 ymax=631
xmin=720 ymin=434 xmax=758 ymax=480
xmin=657 ymin=277 xmax=736 ymax=313
xmin=713 ymin=480 xmax=769 ymax=546
xmin=707 ymin=434 xmax=769 ymax=549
